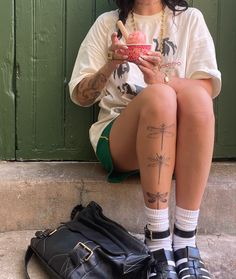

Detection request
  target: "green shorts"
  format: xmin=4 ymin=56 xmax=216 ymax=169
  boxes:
xmin=96 ymin=121 xmax=139 ymax=183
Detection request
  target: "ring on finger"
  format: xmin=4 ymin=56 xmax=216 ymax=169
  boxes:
xmin=107 ymin=50 xmax=114 ymax=60
xmin=152 ymin=56 xmax=159 ymax=62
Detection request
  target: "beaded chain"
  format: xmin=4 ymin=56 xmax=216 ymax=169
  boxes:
xmin=130 ymin=8 xmax=166 ymax=54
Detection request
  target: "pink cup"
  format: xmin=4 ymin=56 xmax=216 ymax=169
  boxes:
xmin=126 ymin=44 xmax=152 ymax=63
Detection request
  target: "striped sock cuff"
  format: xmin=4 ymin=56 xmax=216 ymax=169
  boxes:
xmin=175 ymin=206 xmax=199 ymax=232
xmin=145 ymin=206 xmax=169 ymax=232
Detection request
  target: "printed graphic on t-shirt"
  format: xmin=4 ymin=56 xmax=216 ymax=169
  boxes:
xmin=153 ymin=37 xmax=177 ymax=56
xmin=117 ymin=83 xmax=145 ymax=99
xmin=113 ymin=63 xmax=130 ymax=80
xmin=113 ymin=36 xmax=178 ymax=100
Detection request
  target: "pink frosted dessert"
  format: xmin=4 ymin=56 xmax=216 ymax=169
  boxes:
xmin=126 ymin=31 xmax=147 ymax=44
xmin=125 ymin=44 xmax=151 ymax=63
xmin=116 ymin=20 xmax=151 ymax=63
xmin=126 ymin=31 xmax=150 ymax=63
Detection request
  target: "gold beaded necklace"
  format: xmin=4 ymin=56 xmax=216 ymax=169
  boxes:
xmin=130 ymin=8 xmax=166 ymax=54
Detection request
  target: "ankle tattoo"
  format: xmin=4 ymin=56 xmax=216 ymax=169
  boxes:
xmin=146 ymin=191 xmax=168 ymax=208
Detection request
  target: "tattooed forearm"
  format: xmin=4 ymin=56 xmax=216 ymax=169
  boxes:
xmin=146 ymin=191 xmax=168 ymax=208
xmin=77 ymin=73 xmax=108 ymax=106
xmin=148 ymin=153 xmax=170 ymax=184
xmin=75 ymin=61 xmax=117 ymax=106
xmin=147 ymin=123 xmax=175 ymax=150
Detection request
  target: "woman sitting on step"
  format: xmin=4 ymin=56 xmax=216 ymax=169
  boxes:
xmin=69 ymin=0 xmax=221 ymax=278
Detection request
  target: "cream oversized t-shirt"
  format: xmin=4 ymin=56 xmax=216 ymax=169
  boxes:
xmin=69 ymin=7 xmax=221 ymax=153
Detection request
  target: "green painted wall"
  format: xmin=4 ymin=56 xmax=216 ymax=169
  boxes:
xmin=15 ymin=0 xmax=91 ymax=160
xmin=0 ymin=0 xmax=15 ymax=160
xmin=191 ymin=1 xmax=236 ymax=157
xmin=213 ymin=0 xmax=236 ymax=157
xmin=0 ymin=0 xmax=235 ymax=160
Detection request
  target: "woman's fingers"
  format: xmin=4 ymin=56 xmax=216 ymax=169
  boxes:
xmin=140 ymin=51 xmax=162 ymax=66
xmin=144 ymin=50 xmax=162 ymax=58
xmin=139 ymin=63 xmax=165 ymax=85
xmin=107 ymin=50 xmax=128 ymax=61
xmin=138 ymin=57 xmax=156 ymax=70
xmin=108 ymin=33 xmax=128 ymax=61
xmin=138 ymin=64 xmax=155 ymax=76
xmin=111 ymin=32 xmax=119 ymax=44
xmin=110 ymin=33 xmax=128 ymax=50
xmin=140 ymin=55 xmax=162 ymax=66
xmin=111 ymin=45 xmax=128 ymax=60
xmin=112 ymin=44 xmax=128 ymax=52
xmin=138 ymin=56 xmax=164 ymax=84
xmin=139 ymin=61 xmax=160 ymax=76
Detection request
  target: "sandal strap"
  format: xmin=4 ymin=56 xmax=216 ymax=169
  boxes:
xmin=145 ymin=226 xmax=170 ymax=240
xmin=178 ymin=260 xmax=205 ymax=271
xmin=174 ymin=247 xmax=211 ymax=279
xmin=152 ymin=248 xmax=175 ymax=262
xmin=174 ymin=225 xmax=197 ymax=238
xmin=178 ymin=265 xmax=211 ymax=279
xmin=174 ymin=246 xmax=201 ymax=261
xmin=162 ymin=271 xmax=178 ymax=279
xmin=150 ymin=249 xmax=178 ymax=279
xmin=179 ymin=268 xmax=210 ymax=278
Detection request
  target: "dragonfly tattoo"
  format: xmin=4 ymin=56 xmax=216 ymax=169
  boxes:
xmin=146 ymin=192 xmax=168 ymax=208
xmin=147 ymin=123 xmax=175 ymax=150
xmin=148 ymin=153 xmax=170 ymax=184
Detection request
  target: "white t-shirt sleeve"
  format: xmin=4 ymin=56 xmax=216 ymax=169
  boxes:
xmin=185 ymin=9 xmax=221 ymax=98
xmin=69 ymin=14 xmax=110 ymax=106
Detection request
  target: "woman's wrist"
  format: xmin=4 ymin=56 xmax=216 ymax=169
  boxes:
xmin=106 ymin=60 xmax=119 ymax=72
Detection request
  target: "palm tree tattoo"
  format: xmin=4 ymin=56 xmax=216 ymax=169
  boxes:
xmin=147 ymin=123 xmax=175 ymax=150
xmin=146 ymin=192 xmax=168 ymax=208
xmin=148 ymin=153 xmax=170 ymax=184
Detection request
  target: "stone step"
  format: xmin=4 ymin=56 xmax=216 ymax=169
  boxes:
xmin=0 ymin=230 xmax=235 ymax=279
xmin=0 ymin=162 xmax=235 ymax=234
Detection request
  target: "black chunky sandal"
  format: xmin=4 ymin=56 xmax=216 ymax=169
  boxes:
xmin=173 ymin=226 xmax=211 ymax=279
xmin=147 ymin=249 xmax=178 ymax=279
xmin=145 ymin=227 xmax=178 ymax=279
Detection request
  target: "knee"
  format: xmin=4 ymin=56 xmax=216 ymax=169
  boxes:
xmin=140 ymin=84 xmax=177 ymax=119
xmin=177 ymin=86 xmax=215 ymax=125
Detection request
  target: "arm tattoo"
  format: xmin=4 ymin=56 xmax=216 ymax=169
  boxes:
xmin=77 ymin=73 xmax=108 ymax=105
xmin=148 ymin=153 xmax=170 ymax=184
xmin=147 ymin=123 xmax=175 ymax=150
xmin=146 ymin=191 xmax=168 ymax=208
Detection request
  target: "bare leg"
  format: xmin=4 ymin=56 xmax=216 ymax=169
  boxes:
xmin=110 ymin=84 xmax=178 ymax=277
xmin=110 ymin=84 xmax=177 ymax=209
xmin=175 ymin=85 xmax=215 ymax=210
xmin=173 ymin=85 xmax=214 ymax=279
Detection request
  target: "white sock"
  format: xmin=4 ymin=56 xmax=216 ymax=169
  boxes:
xmin=145 ymin=206 xmax=172 ymax=252
xmin=173 ymin=206 xmax=199 ymax=253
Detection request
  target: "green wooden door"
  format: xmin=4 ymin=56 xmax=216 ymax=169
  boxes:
xmin=15 ymin=0 xmax=110 ymax=160
xmin=190 ymin=0 xmax=236 ymax=158
xmin=0 ymin=0 xmax=235 ymax=160
xmin=211 ymin=0 xmax=236 ymax=157
xmin=0 ymin=0 xmax=15 ymax=160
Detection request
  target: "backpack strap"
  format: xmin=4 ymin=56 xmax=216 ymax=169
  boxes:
xmin=25 ymin=246 xmax=34 ymax=279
